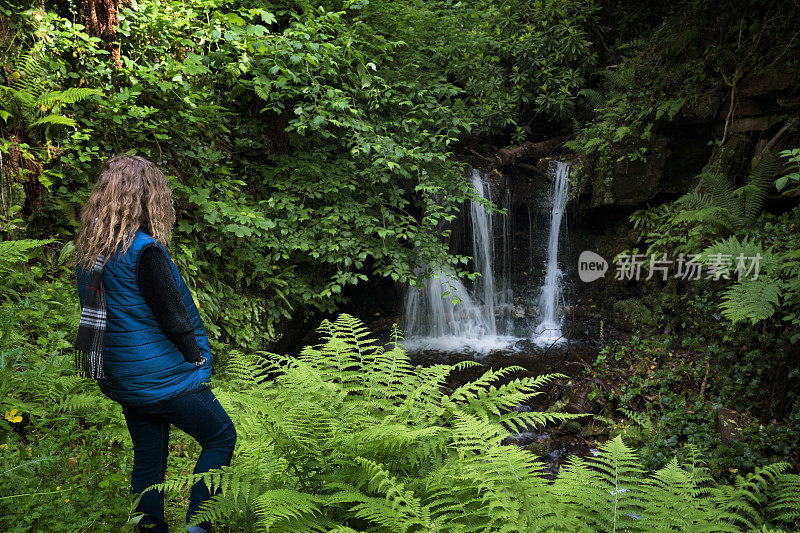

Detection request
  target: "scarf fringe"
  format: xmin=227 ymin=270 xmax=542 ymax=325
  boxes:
xmin=74 ymin=349 xmax=105 ymax=379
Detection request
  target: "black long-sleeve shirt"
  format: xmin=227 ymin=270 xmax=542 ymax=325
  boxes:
xmin=135 ymin=245 xmax=204 ymax=364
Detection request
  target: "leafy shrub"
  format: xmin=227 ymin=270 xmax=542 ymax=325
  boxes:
xmin=0 ymin=238 xmax=138 ymax=531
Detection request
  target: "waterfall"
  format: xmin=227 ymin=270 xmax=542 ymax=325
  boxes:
xmin=402 ymin=163 xmax=571 ymax=353
xmin=532 ymin=161 xmax=570 ymax=346
xmin=469 ymin=169 xmax=497 ymax=336
xmin=402 ymin=169 xmax=513 ymax=353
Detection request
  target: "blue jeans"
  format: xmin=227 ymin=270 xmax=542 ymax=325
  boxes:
xmin=121 ymin=386 xmax=237 ymax=533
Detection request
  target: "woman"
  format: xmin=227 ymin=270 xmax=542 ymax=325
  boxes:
xmin=75 ymin=154 xmax=236 ymax=533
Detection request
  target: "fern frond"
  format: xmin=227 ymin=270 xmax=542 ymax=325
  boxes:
xmin=674 ymin=189 xmax=735 ymax=231
xmin=675 ymin=154 xmax=780 ymax=234
xmin=251 ymin=489 xmax=326 ymax=530
xmin=35 ymin=88 xmax=101 ymax=107
xmin=4 ymin=48 xmax=47 ymax=126
xmin=742 ymin=150 xmax=779 ymax=221
xmin=578 ymin=88 xmax=605 ymax=109
xmin=30 ymin=115 xmax=77 ymax=128
xmin=0 ymin=239 xmax=54 ymax=272
xmin=701 ymin=236 xmax=778 ymax=276
xmin=719 ymin=278 xmax=781 ymax=323
xmin=764 ymin=472 xmax=800 ymax=524
xmin=677 ymin=191 xmax=713 ymax=211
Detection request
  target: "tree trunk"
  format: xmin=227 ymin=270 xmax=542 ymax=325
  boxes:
xmin=495 ymin=136 xmax=568 ymax=166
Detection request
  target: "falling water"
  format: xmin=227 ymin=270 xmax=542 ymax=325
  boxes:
xmin=533 ymin=161 xmax=570 ymax=346
xmin=469 ymin=169 xmax=497 ymax=334
xmin=403 ymin=169 xmax=514 ymax=353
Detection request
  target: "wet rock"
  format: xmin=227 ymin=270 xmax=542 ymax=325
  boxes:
xmin=504 ymin=431 xmax=543 ymax=447
xmin=661 ymin=125 xmax=716 ymax=194
xmin=580 ymin=424 xmax=610 ymax=438
xmin=496 ymin=136 xmax=568 ymax=166
xmin=565 ymin=382 xmax=598 ymax=414
xmin=715 ymin=406 xmax=751 ymax=445
xmin=525 ymin=436 xmax=552 ymax=457
xmin=703 ymin=132 xmax=746 ymax=172
xmin=777 ymin=95 xmax=800 ymax=108
xmin=553 ymin=420 xmax=583 ymax=435
xmin=595 ymin=135 xmax=669 ymax=206
xmin=738 ymin=70 xmax=800 ymax=97
xmin=723 ymin=115 xmax=776 ymax=134
xmin=714 ymin=96 xmax=762 ymax=119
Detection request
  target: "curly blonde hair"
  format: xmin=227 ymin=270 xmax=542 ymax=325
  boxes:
xmin=76 ymin=154 xmax=175 ymax=269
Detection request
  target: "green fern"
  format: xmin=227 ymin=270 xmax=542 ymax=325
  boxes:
xmin=578 ymin=88 xmax=605 ymax=109
xmin=699 ymin=236 xmax=787 ymax=324
xmin=146 ymin=315 xmax=800 ymax=532
xmin=539 ymin=436 xmax=800 ymax=532
xmin=675 ymin=151 xmax=779 ymax=233
xmin=35 ymin=87 xmax=102 ymax=107
xmin=0 ymin=47 xmax=100 ymax=141
xmin=719 ymin=279 xmax=781 ymax=324
xmin=0 ymin=48 xmax=47 ymax=127
xmin=738 ymin=151 xmax=780 ymax=221
xmin=0 ymin=239 xmax=54 ymax=272
xmin=30 ymin=114 xmax=77 ymax=128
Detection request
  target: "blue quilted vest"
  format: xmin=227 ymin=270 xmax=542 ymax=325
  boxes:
xmin=77 ymin=230 xmax=212 ymax=407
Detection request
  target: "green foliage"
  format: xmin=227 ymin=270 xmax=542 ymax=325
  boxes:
xmin=613 ymin=298 xmax=659 ymax=330
xmin=0 ymin=236 xmax=229 ymax=530
xmin=0 ymin=239 xmax=137 ymax=531
xmin=0 ymin=53 xmax=101 ymax=136
xmin=549 ymin=437 xmax=800 ymax=531
xmin=0 ymin=47 xmax=48 ymax=131
xmin=627 ymin=147 xmax=798 ymax=330
xmin=0 ymin=238 xmax=58 ymax=304
xmin=698 ymin=210 xmax=800 ymax=333
xmin=148 ymin=315 xmax=800 ymax=532
xmin=697 ymin=236 xmax=782 ymax=324
xmin=0 ymin=37 xmax=100 ymax=200
xmin=0 ymin=0 xmax=600 ymax=349
xmin=718 ymin=278 xmax=780 ymax=324
xmin=675 ymin=151 xmax=779 ymax=233
xmin=610 ymin=203 xmax=800 ymax=474
xmin=364 ymin=0 xmax=597 ymax=134
xmin=568 ymin=0 xmax=799 ymax=195
xmin=0 ymin=238 xmax=52 ymax=271
xmin=588 ymin=334 xmax=800 ymax=485
xmin=160 ymin=314 xmax=575 ymax=530
xmin=775 ymin=148 xmax=800 ymax=195
xmin=0 ymin=0 xmax=797 ymax=530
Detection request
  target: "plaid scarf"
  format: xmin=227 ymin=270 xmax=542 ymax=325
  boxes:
xmin=74 ymin=254 xmax=108 ymax=379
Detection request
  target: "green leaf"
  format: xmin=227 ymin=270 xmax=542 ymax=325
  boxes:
xmin=31 ymin=115 xmax=76 ymax=128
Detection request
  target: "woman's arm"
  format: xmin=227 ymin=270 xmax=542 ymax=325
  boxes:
xmin=136 ymin=245 xmax=205 ymax=364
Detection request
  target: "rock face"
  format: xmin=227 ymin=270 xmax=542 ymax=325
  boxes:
xmin=738 ymin=70 xmax=800 ymax=98
xmin=601 ymin=136 xmax=669 ymax=206
xmin=714 ymin=406 xmax=751 ymax=445
xmin=494 ymin=69 xmax=800 ymax=208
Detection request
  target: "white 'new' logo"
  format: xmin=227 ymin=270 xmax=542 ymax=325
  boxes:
xmin=578 ymin=251 xmax=607 ymax=282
